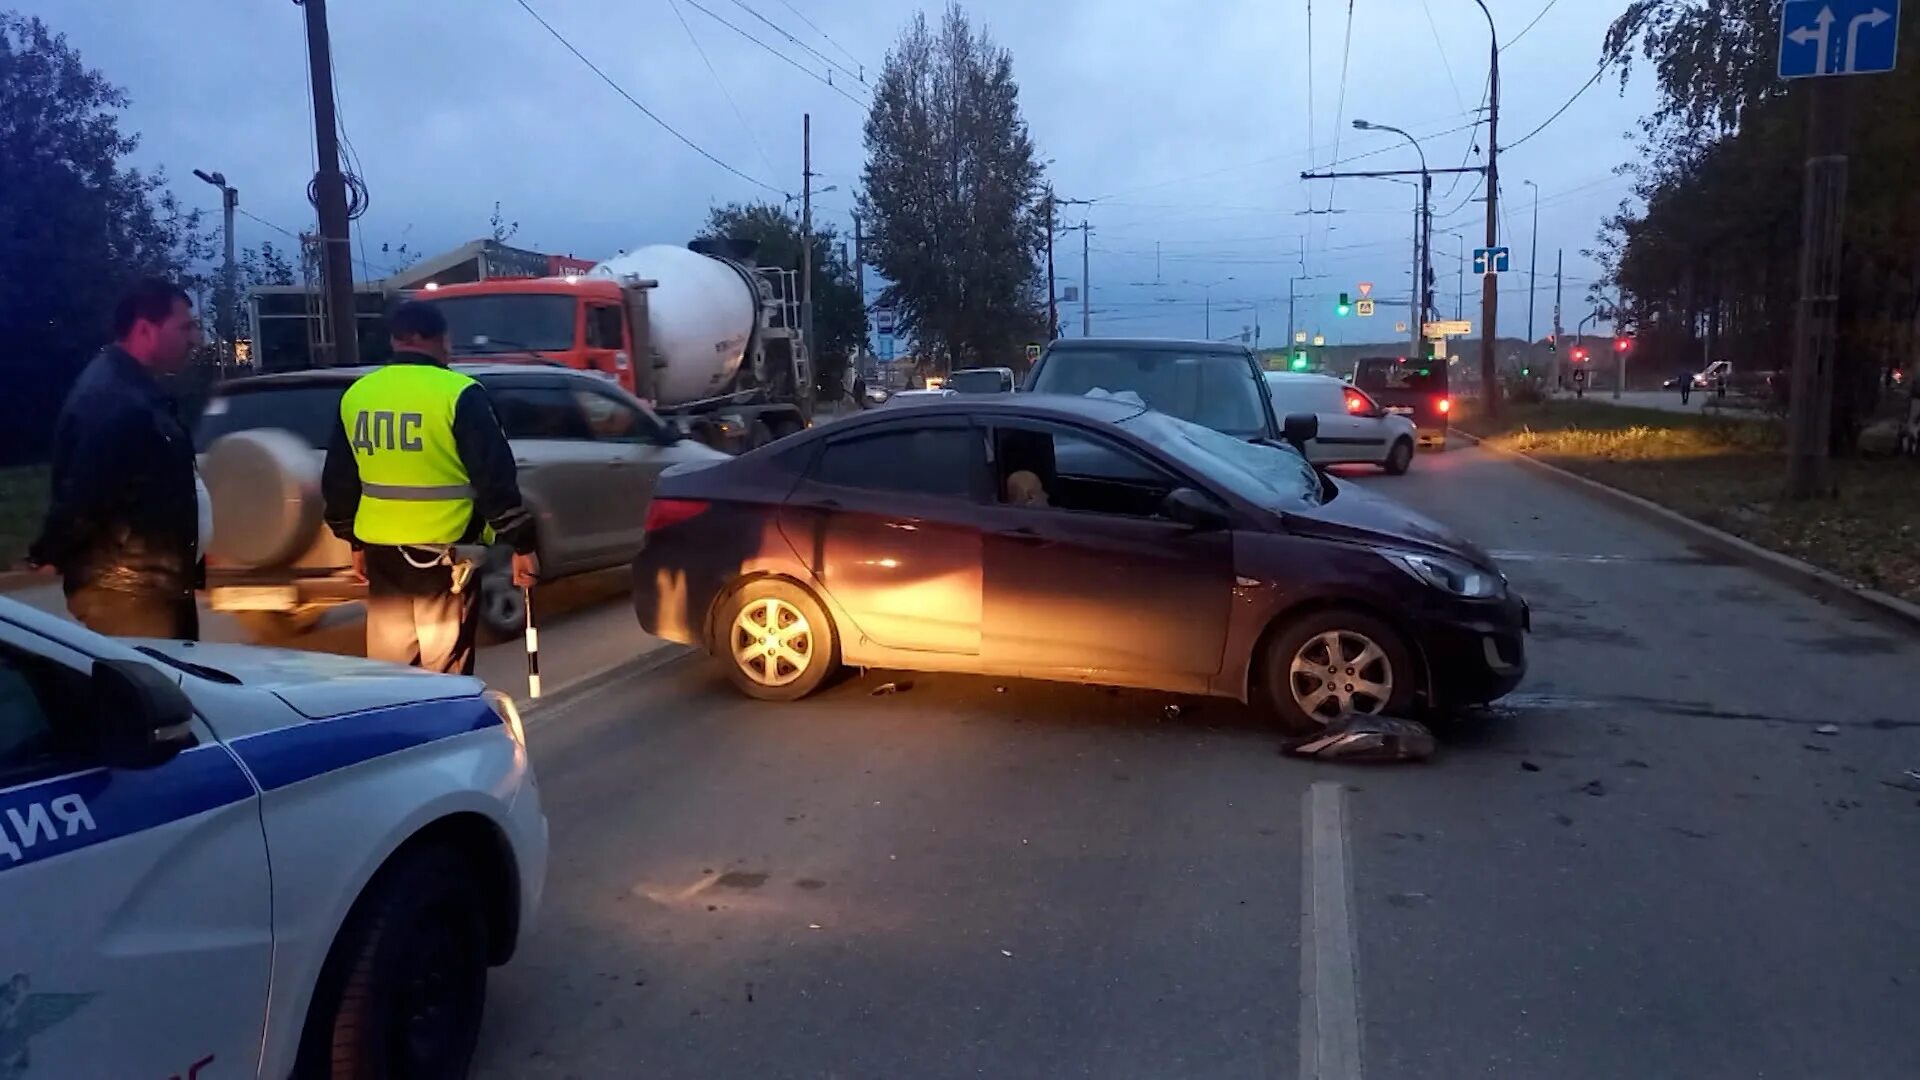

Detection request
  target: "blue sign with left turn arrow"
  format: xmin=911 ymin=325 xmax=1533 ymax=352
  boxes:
xmin=1779 ymin=0 xmax=1900 ymax=79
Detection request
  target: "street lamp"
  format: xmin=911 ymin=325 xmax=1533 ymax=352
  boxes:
xmin=193 ymin=169 xmax=238 ymax=368
xmin=1353 ymin=119 xmax=1431 ymax=357
xmin=1438 ymin=229 xmax=1468 ymax=319
xmin=1186 ymin=276 xmax=1235 ymax=338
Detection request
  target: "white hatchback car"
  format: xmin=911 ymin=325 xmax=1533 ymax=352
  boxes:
xmin=0 ymin=598 xmax=546 ymax=1077
xmin=1264 ymin=372 xmax=1419 ymax=474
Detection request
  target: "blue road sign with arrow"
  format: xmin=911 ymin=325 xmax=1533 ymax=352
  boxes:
xmin=1472 ymin=247 xmax=1511 ymax=275
xmin=1780 ymin=0 xmax=1899 ymax=79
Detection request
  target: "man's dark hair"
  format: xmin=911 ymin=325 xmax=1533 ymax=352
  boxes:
xmin=111 ymin=278 xmax=191 ymax=339
xmin=389 ymin=299 xmax=449 ymax=342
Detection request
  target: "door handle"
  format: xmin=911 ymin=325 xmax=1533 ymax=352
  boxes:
xmin=994 ymin=527 xmax=1047 ymax=545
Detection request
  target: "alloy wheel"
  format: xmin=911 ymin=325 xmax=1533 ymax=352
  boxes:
xmin=1288 ymin=629 xmax=1395 ymax=721
xmin=731 ymin=598 xmax=813 ymax=687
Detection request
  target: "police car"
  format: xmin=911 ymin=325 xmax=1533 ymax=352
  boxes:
xmin=0 ymin=597 xmax=546 ymax=1077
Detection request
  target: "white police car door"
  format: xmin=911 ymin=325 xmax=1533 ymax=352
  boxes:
xmin=0 ymin=620 xmax=271 ymax=1078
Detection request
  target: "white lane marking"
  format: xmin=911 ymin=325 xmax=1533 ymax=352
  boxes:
xmin=1300 ymin=780 xmax=1363 ymax=1080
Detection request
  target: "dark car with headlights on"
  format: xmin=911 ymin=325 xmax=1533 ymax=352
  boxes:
xmin=631 ymin=395 xmax=1526 ymax=733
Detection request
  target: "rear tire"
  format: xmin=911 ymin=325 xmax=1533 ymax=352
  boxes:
xmin=714 ymin=578 xmax=838 ymax=701
xmin=1382 ymin=438 xmax=1414 ymax=475
xmin=1260 ymin=608 xmax=1418 ymax=735
xmin=299 ymin=845 xmax=491 ymax=1079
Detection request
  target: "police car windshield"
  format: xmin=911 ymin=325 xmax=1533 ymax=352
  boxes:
xmin=194 ymin=384 xmax=347 ymax=452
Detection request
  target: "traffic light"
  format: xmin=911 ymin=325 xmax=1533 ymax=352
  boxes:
xmin=1571 ymin=346 xmax=1589 ymax=363
xmin=1336 ymin=293 xmax=1352 ymax=317
xmin=1547 ymin=334 xmax=1557 ymax=353
xmin=1290 ymin=349 xmax=1309 ymax=371
xmin=1614 ymin=336 xmax=1632 ymax=353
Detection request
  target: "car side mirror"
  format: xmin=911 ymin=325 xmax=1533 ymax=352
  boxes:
xmin=1161 ymin=487 xmax=1230 ymax=531
xmin=1282 ymin=412 xmax=1320 ymax=451
xmin=90 ymin=659 xmax=198 ymax=769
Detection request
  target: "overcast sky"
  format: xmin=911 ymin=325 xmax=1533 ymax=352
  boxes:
xmin=41 ymin=0 xmax=1652 ymax=346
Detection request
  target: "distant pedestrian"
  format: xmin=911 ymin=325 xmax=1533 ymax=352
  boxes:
xmin=1680 ymin=374 xmax=1692 ymax=405
xmin=1716 ymin=373 xmax=1728 ymax=400
xmin=27 ymin=279 xmax=202 ymax=638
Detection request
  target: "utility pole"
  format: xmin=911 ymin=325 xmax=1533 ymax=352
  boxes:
xmin=1786 ymin=78 xmax=1850 ymax=499
xmin=1525 ymin=179 xmax=1540 ymax=345
xmin=1612 ymin=290 xmax=1626 ymax=400
xmin=1553 ymin=248 xmax=1564 ymax=387
xmin=193 ymin=169 xmax=238 ymax=370
xmin=1080 ymin=221 xmax=1092 ymax=337
xmin=1472 ymin=0 xmax=1501 ymax=415
xmin=1045 ymin=190 xmax=1058 ymax=339
xmin=301 ymin=0 xmax=357 ymax=367
xmin=852 ymin=211 xmax=865 ymax=363
xmin=1410 ymin=198 xmax=1422 ymax=356
xmin=800 ymin=113 xmax=814 ymax=365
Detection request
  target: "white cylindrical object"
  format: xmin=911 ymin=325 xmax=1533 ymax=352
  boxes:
xmin=590 ymin=245 xmax=756 ymax=405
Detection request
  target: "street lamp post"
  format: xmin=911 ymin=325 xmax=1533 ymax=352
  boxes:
xmin=1197 ymin=276 xmax=1235 ymax=339
xmin=193 ymin=169 xmax=238 ymax=369
xmin=1470 ymin=0 xmax=1501 ymax=416
xmin=1440 ymin=231 xmax=1467 ymax=319
xmin=1353 ymin=119 xmax=1431 ymax=359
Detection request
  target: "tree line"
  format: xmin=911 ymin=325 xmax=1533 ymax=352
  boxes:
xmin=1597 ymin=0 xmax=1919 ymax=450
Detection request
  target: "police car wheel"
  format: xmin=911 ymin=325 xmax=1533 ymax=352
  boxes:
xmin=302 ymin=845 xmax=491 ymax=1078
xmin=716 ymin=578 xmax=838 ymax=701
xmin=1260 ymin=609 xmax=1418 ymax=736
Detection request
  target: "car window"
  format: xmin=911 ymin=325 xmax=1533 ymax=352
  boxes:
xmin=487 ymin=384 xmax=593 ymax=441
xmin=571 ymin=387 xmax=667 ymax=443
xmin=948 ymin=369 xmax=1011 ymax=394
xmin=992 ymin=422 xmax=1179 ymax=519
xmin=0 ymin=648 xmax=87 ymax=784
xmin=1029 ymin=347 xmax=1268 ymax=438
xmin=194 ymin=384 xmax=347 ymax=451
xmin=812 ymin=427 xmax=979 ymax=498
xmin=586 ymin=306 xmax=625 ymax=350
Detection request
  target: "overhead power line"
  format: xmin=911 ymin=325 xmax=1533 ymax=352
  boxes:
xmin=773 ymin=0 xmax=866 ymax=72
xmin=514 ymin=0 xmax=784 ymax=195
xmin=727 ymin=0 xmax=864 ymax=86
xmin=669 ymin=0 xmax=777 ymax=176
xmin=1504 ymin=0 xmax=1563 ymax=51
xmin=1505 ymin=62 xmax=1609 ymax=150
xmin=684 ymin=0 xmax=868 ymax=107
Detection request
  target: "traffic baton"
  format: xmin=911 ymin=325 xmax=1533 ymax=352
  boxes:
xmin=524 ymin=585 xmax=541 ymax=700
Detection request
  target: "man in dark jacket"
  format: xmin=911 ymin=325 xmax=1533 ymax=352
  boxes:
xmin=28 ymin=279 xmax=202 ymax=638
xmin=321 ymin=301 xmax=537 ymax=674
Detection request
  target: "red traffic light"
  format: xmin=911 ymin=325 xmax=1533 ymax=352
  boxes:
xmin=1614 ymin=337 xmax=1632 ymax=353
xmin=1571 ymin=347 xmax=1589 ymax=362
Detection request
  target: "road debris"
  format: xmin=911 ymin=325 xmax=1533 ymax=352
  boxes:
xmin=808 ymin=923 xmax=822 ymax=930
xmin=1001 ymin=949 xmax=1013 ymax=958
xmin=871 ymin=681 xmax=912 ymax=696
xmin=1579 ymin=779 xmax=1608 ymax=797
xmin=1386 ymin=892 xmax=1431 ymax=908
xmin=1802 ymin=743 xmax=1833 ymax=753
xmin=1620 ymin=759 xmax=1651 ymax=769
xmin=1815 ymin=723 xmax=1841 ymax=736
xmin=1285 ymin=715 xmax=1435 ymax=763
xmin=1520 ymin=761 xmax=1542 ymax=772
xmin=1163 ymin=704 xmax=1182 ymax=720
xmin=1882 ymin=771 xmax=1920 ymax=794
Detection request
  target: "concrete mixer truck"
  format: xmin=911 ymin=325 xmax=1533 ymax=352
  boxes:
xmin=412 ymin=239 xmax=813 ymax=452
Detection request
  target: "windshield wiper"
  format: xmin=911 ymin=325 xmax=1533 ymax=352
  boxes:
xmin=135 ymin=646 xmax=243 ymax=685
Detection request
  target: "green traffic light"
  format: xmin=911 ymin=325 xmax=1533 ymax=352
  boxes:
xmin=1290 ymin=354 xmax=1308 ymax=371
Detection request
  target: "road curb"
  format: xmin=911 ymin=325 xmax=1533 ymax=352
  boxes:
xmin=519 ymin=643 xmax=697 ymax=718
xmin=1454 ymin=431 xmax=1920 ymax=636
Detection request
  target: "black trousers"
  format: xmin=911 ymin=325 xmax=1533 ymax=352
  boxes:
xmin=67 ymin=585 xmax=200 ymax=640
xmin=363 ymin=546 xmax=478 ymax=675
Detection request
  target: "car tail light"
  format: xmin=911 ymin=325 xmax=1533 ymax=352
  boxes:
xmin=645 ymin=498 xmax=709 ymax=532
xmin=1345 ymin=394 xmax=1365 ymax=413
xmin=1437 ymin=397 xmax=1452 ymax=414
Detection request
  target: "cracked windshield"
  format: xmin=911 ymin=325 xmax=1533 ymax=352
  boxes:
xmin=5 ymin=0 xmax=1919 ymax=1076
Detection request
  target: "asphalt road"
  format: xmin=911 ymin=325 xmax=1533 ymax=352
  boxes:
xmin=476 ymin=443 xmax=1920 ymax=1079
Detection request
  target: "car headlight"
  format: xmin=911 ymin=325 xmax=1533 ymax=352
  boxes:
xmin=1382 ymin=551 xmax=1504 ymax=599
xmin=484 ymin=688 xmax=526 ymax=747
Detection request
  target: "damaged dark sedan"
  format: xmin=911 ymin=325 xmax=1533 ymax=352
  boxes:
xmin=631 ymin=394 xmax=1526 ymax=733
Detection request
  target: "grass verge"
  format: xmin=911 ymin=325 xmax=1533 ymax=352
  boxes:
xmin=0 ymin=466 xmax=49 ymax=568
xmin=1457 ymin=401 xmax=1920 ymax=605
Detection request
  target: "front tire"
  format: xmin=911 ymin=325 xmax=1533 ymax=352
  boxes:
xmin=1382 ymin=438 xmax=1414 ymax=475
xmin=299 ymin=845 xmax=491 ymax=1079
xmin=1261 ymin=609 xmax=1418 ymax=735
xmin=715 ymin=578 xmax=838 ymax=701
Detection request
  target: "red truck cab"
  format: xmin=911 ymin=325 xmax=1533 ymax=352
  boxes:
xmin=416 ymin=277 xmax=641 ymax=397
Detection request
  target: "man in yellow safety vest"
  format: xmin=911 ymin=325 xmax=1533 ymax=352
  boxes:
xmin=321 ymin=300 xmax=538 ymax=673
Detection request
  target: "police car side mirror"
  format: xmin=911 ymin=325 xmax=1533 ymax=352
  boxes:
xmin=90 ymin=659 xmax=199 ymax=770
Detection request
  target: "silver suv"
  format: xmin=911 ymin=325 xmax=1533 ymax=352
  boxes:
xmin=195 ymin=363 xmax=728 ymax=640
